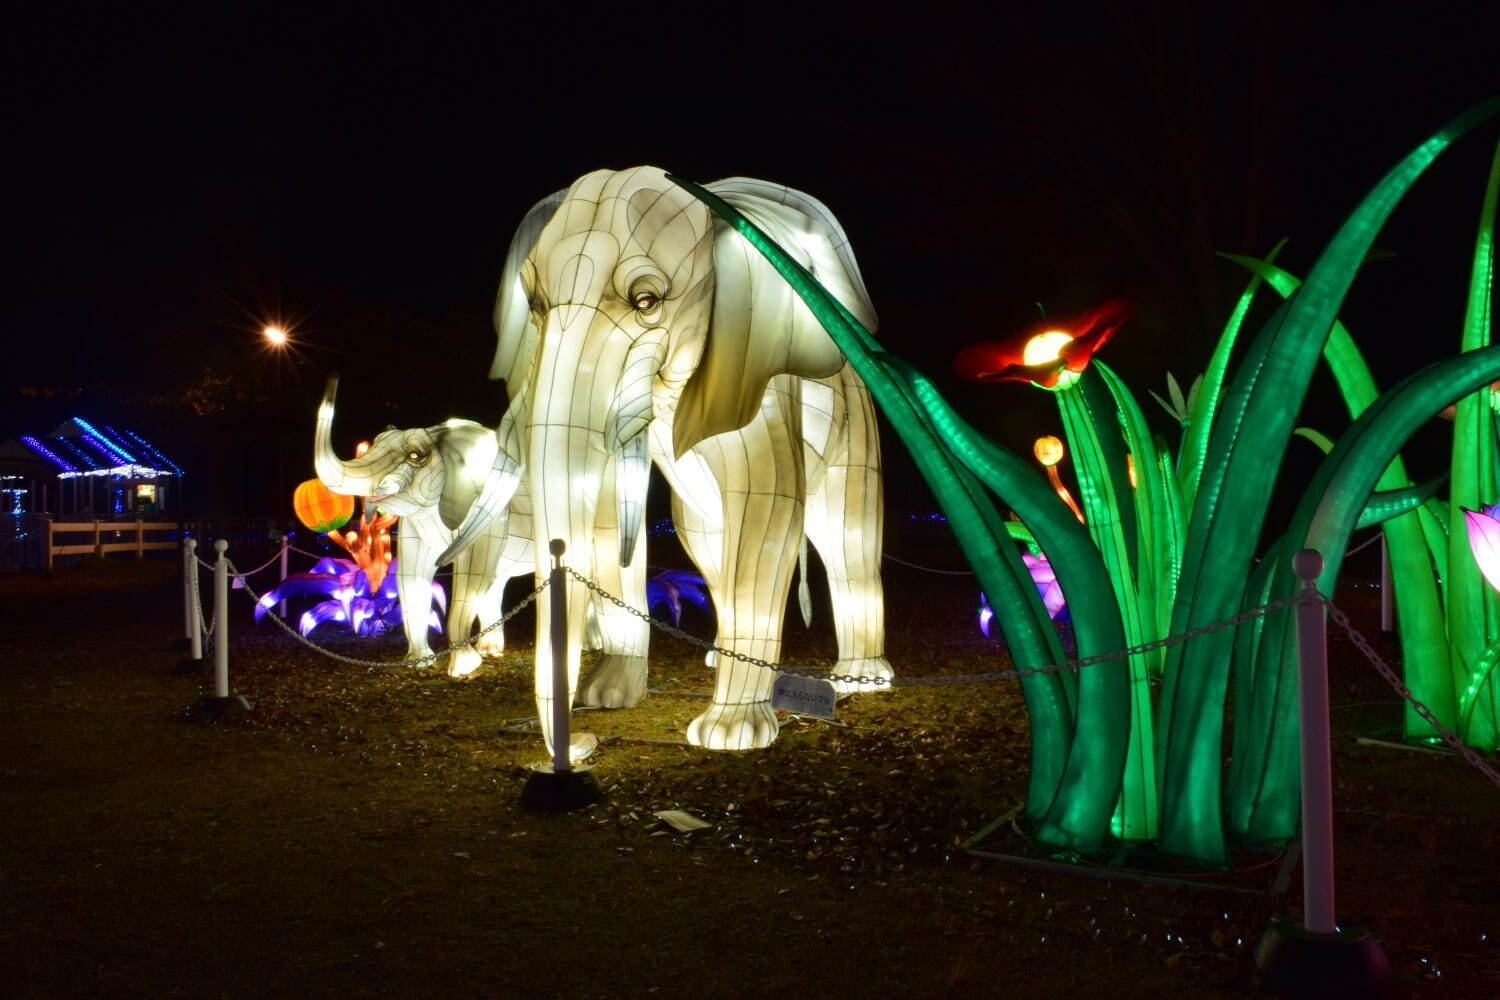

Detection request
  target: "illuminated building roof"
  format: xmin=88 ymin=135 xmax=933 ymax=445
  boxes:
xmin=7 ymin=417 xmax=181 ymax=479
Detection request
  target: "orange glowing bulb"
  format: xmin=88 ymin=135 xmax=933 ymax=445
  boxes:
xmin=1034 ymin=435 xmax=1065 ymax=467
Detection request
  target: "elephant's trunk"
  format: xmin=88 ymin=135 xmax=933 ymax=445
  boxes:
xmin=313 ymin=374 xmax=383 ymax=495
xmin=608 ymin=331 xmax=667 ymax=568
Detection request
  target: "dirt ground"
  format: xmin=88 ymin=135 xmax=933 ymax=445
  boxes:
xmin=2 ymin=552 xmax=1498 ymax=999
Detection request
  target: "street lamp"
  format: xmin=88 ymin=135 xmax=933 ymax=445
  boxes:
xmin=263 ymin=325 xmax=288 ymax=346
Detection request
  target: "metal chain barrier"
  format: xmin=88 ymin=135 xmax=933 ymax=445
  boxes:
xmin=225 ymin=556 xmax=550 ymax=670
xmin=1327 ymin=602 xmax=1500 ymax=789
xmin=565 ymin=565 xmax=1303 ymax=688
xmin=882 ymin=552 xmax=975 ymax=575
xmin=1343 ymin=530 xmax=1382 ymax=558
xmin=883 ymin=533 xmax=1381 ymax=577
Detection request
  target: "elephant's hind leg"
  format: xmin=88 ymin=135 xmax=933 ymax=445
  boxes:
xmin=805 ymin=464 xmax=893 ymax=693
xmin=805 ymin=375 xmax=892 ymax=694
xmin=686 ymin=393 xmax=803 ymax=750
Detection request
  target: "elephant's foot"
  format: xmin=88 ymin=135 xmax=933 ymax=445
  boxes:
xmin=538 ymin=732 xmax=599 ymax=762
xmin=568 ymin=732 xmax=598 ymax=761
xmin=474 ymin=631 xmax=506 ymax=658
xmin=830 ymin=656 xmax=894 ymax=695
xmin=686 ymin=701 xmax=779 ymax=750
xmin=447 ymin=645 xmax=483 ymax=678
xmin=576 ymin=654 xmax=648 ymax=708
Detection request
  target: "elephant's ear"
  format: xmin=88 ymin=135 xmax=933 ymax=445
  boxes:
xmin=435 ymin=421 xmax=502 ymax=532
xmin=490 ymin=189 xmax=568 ymax=396
xmin=672 ymin=178 xmax=879 ymax=458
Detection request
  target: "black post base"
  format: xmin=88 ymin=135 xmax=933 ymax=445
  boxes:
xmin=1254 ymin=919 xmax=1392 ymax=998
xmin=189 ymin=694 xmax=253 ymax=723
xmin=521 ymin=763 xmax=604 ymax=812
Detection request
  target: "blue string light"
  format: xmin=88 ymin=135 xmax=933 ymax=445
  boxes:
xmin=71 ymin=417 xmax=136 ymax=464
xmin=119 ymin=427 xmax=182 ymax=475
xmin=20 ymin=436 xmax=77 ymax=473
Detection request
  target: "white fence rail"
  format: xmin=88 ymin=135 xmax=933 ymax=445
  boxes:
xmin=46 ymin=519 xmax=183 ymax=570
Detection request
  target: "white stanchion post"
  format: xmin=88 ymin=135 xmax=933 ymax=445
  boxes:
xmin=550 ymin=538 xmax=570 ymax=774
xmin=213 ymin=539 xmax=230 ymax=699
xmin=182 ymin=537 xmax=194 ymax=642
xmin=1379 ymin=536 xmax=1393 ymax=632
xmin=190 ymin=538 xmax=251 ymax=722
xmin=278 ymin=534 xmax=289 ymax=619
xmin=1293 ymin=548 xmax=1336 ymax=934
xmin=188 ymin=539 xmax=203 ymax=661
xmin=1256 ymin=548 xmax=1390 ymax=994
xmin=520 ymin=538 xmax=602 ymax=811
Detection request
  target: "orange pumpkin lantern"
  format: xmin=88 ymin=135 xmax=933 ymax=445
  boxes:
xmin=293 ymin=479 xmax=355 ymax=533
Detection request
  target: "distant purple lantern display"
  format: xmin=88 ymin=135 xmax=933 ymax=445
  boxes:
xmin=1463 ymin=504 xmax=1500 ymax=593
xmin=255 ymin=556 xmax=443 ymax=638
xmin=978 ymin=552 xmax=1068 ymax=636
xmin=647 ymin=568 xmax=709 ymax=626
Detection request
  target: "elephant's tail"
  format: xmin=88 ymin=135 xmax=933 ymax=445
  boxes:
xmin=798 ymin=535 xmax=812 ymax=629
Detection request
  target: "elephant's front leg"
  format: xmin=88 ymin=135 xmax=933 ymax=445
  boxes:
xmin=686 ymin=404 xmax=804 ymax=750
xmin=443 ymin=552 xmax=486 ymax=678
xmin=532 ymin=574 xmax=596 ymax=763
xmin=575 ymin=475 xmax=650 ymax=708
xmin=475 ymin=531 xmax=532 ymax=659
xmin=392 ymin=526 xmax=438 ymax=664
xmin=670 ymin=489 xmax=722 ymax=669
xmin=446 ymin=527 xmax=508 ymax=676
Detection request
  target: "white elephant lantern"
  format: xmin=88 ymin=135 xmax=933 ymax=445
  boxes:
xmin=443 ymin=166 xmax=892 ymax=752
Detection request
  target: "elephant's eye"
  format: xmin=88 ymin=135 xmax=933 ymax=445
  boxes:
xmin=632 ymin=291 xmax=660 ymax=313
xmin=407 ymin=450 xmax=429 ymax=466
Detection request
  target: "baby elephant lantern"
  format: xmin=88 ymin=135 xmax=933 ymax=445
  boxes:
xmin=312 ymin=376 xmax=596 ymax=676
xmin=441 ymin=166 xmax=892 ymax=754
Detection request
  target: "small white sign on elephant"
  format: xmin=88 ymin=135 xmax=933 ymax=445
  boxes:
xmin=771 ymin=673 xmax=837 ymax=720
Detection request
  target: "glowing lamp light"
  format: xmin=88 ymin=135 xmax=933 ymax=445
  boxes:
xmin=1033 ymin=435 xmax=1084 ymax=523
xmin=293 ymin=478 xmax=356 ymax=533
xmin=953 ymin=299 xmax=1132 ymax=389
xmin=1033 ymin=435 xmax=1065 ymax=467
xmin=263 ymin=325 xmax=288 ymax=346
xmin=1023 ymin=331 xmax=1081 ymax=390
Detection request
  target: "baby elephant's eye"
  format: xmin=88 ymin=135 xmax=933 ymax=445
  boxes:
xmin=632 ymin=291 xmax=660 ymax=313
xmin=407 ymin=450 xmax=429 ymax=466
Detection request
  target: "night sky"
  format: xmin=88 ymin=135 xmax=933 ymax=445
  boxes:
xmin=5 ymin=6 xmax=1498 ymax=517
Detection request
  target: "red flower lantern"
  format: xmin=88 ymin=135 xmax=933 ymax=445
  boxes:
xmin=954 ymin=299 xmax=1132 ymax=390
